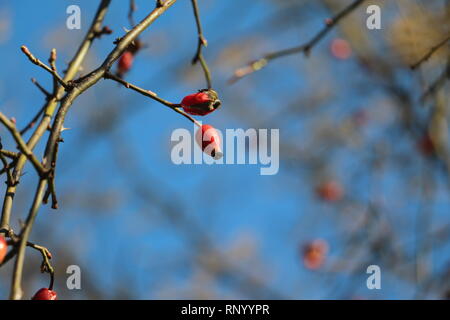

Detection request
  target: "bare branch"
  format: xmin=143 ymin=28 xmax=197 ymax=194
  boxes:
xmin=191 ymin=0 xmax=212 ymax=89
xmin=20 ymin=46 xmax=70 ymax=90
xmin=104 ymin=72 xmax=201 ymax=127
xmin=229 ymin=0 xmax=367 ymax=83
xmin=411 ymin=35 xmax=450 ymax=70
xmin=0 ymin=112 xmax=47 ymax=177
xmin=31 ymin=78 xmax=51 ymax=99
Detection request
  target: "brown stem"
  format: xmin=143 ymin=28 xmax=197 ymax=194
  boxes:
xmin=190 ymin=0 xmax=212 ymax=89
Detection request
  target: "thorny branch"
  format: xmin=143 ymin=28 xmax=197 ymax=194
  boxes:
xmin=0 ymin=0 xmax=180 ymax=300
xmin=1 ymin=0 xmax=113 ymax=300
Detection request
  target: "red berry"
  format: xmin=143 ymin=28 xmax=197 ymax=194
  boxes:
xmin=31 ymin=288 xmax=57 ymax=300
xmin=196 ymin=124 xmax=223 ymax=159
xmin=352 ymin=110 xmax=369 ymax=127
xmin=330 ymin=38 xmax=352 ymax=60
xmin=417 ymin=134 xmax=435 ymax=157
xmin=316 ymin=181 xmax=344 ymax=202
xmin=0 ymin=236 xmax=7 ymax=264
xmin=181 ymin=89 xmax=221 ymax=116
xmin=302 ymin=239 xmax=329 ymax=270
xmin=118 ymin=51 xmax=134 ymax=76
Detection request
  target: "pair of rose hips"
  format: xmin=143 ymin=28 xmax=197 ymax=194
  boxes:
xmin=181 ymin=89 xmax=222 ymax=159
xmin=117 ymin=46 xmax=222 ymax=158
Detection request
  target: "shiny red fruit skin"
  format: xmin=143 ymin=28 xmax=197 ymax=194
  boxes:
xmin=32 ymin=288 xmax=57 ymax=300
xmin=182 ymin=92 xmax=210 ymax=107
xmin=196 ymin=124 xmax=222 ymax=159
xmin=181 ymin=90 xmax=220 ymax=116
xmin=118 ymin=51 xmax=134 ymax=75
xmin=0 ymin=236 xmax=7 ymax=264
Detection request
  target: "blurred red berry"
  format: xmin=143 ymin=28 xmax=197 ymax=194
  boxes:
xmin=0 ymin=236 xmax=7 ymax=264
xmin=117 ymin=51 xmax=134 ymax=76
xmin=417 ymin=134 xmax=435 ymax=157
xmin=316 ymin=181 xmax=344 ymax=202
xmin=196 ymin=124 xmax=223 ymax=159
xmin=302 ymin=239 xmax=329 ymax=270
xmin=31 ymin=288 xmax=57 ymax=300
xmin=181 ymin=89 xmax=221 ymax=116
xmin=330 ymin=38 xmax=352 ymax=60
xmin=352 ymin=110 xmax=369 ymax=127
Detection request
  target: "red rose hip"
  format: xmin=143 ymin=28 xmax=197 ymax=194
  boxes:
xmin=196 ymin=124 xmax=223 ymax=159
xmin=181 ymin=89 xmax=221 ymax=116
xmin=302 ymin=239 xmax=329 ymax=270
xmin=0 ymin=236 xmax=7 ymax=264
xmin=316 ymin=180 xmax=344 ymax=202
xmin=32 ymin=288 xmax=57 ymax=300
xmin=117 ymin=51 xmax=134 ymax=76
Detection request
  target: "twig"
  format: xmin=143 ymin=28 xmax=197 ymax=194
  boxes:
xmin=48 ymin=49 xmax=58 ymax=93
xmin=411 ymin=35 xmax=450 ymax=70
xmin=10 ymin=179 xmax=46 ymax=300
xmin=20 ymin=46 xmax=70 ymax=90
xmin=93 ymin=26 xmax=113 ymax=39
xmin=129 ymin=0 xmax=136 ymax=27
xmin=229 ymin=0 xmax=367 ymax=83
xmin=20 ymin=103 xmax=47 ymax=135
xmin=0 ymin=112 xmax=47 ymax=177
xmin=31 ymin=78 xmax=51 ymax=99
xmin=420 ymin=59 xmax=450 ymax=102
xmin=0 ymin=150 xmax=15 ymax=186
xmin=0 ymin=158 xmax=18 ymax=177
xmin=0 ymin=150 xmax=19 ymax=159
xmin=43 ymin=141 xmax=59 ymax=210
xmin=104 ymin=72 xmax=201 ymax=127
xmin=190 ymin=0 xmax=212 ymax=89
xmin=27 ymin=242 xmax=54 ymax=287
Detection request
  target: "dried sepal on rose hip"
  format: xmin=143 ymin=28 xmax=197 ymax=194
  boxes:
xmin=0 ymin=236 xmax=7 ymax=264
xmin=181 ymin=89 xmax=221 ymax=116
xmin=196 ymin=124 xmax=223 ymax=160
xmin=31 ymin=288 xmax=57 ymax=300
